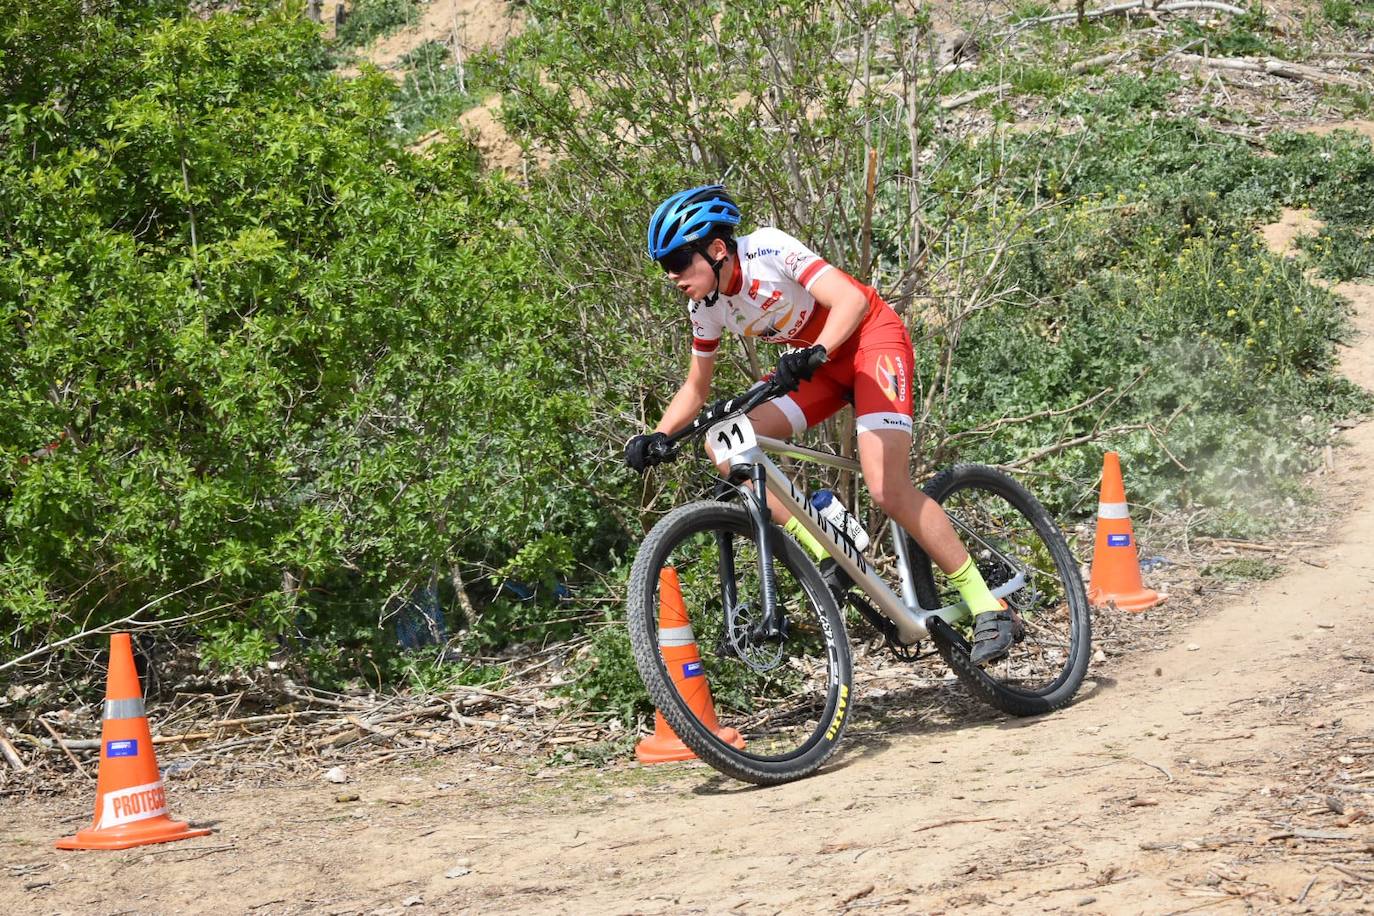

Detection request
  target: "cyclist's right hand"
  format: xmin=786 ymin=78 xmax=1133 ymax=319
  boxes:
xmin=624 ymin=432 xmax=679 ymax=473
xmin=773 ymin=344 xmax=827 ymax=394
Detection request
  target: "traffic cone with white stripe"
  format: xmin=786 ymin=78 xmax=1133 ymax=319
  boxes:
xmin=635 ymin=567 xmax=745 ymax=764
xmin=56 ymin=634 xmax=211 ymax=850
xmin=1087 ymin=452 xmax=1162 ymax=613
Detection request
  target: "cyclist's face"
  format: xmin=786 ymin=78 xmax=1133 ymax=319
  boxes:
xmin=665 ymin=240 xmax=727 ymax=300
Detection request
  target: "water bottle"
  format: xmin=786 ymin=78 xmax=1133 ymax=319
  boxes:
xmin=810 ymin=489 xmax=870 ymax=552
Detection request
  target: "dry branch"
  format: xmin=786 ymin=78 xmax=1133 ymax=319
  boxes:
xmin=938 ymin=83 xmax=1010 ymax=111
xmin=0 ymin=723 xmax=27 ymax=772
xmin=1072 ymin=51 xmax=1137 ymax=74
xmin=1155 ymin=1 xmax=1248 ymax=14
xmin=1174 ymin=54 xmax=1364 ymax=88
xmin=1006 ymin=0 xmax=1247 ymax=34
xmin=0 ymin=576 xmax=225 ymax=675
xmin=37 ymin=717 xmax=90 ymax=778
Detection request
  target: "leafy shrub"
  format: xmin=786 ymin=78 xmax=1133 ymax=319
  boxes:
xmin=915 ymin=106 xmax=1373 ymax=524
xmin=6 ymin=0 xmax=1372 ymax=704
xmin=1298 ymin=226 xmax=1374 ymax=281
xmin=565 ymin=625 xmax=651 ymax=726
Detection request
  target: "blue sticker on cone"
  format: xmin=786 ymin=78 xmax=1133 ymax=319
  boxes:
xmin=1107 ymin=534 xmax=1130 ymax=547
xmin=682 ymin=661 xmax=704 ymax=678
xmin=106 ymin=739 xmax=138 ymax=758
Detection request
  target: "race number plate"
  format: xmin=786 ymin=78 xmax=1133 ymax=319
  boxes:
xmin=706 ymin=415 xmax=758 ymax=465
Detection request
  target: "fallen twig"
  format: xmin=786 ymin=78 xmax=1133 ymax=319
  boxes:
xmin=1330 ymin=862 xmax=1374 ymax=882
xmin=0 ymin=723 xmax=27 ymax=772
xmin=912 ymin=816 xmax=999 ymax=833
xmin=1006 ymin=0 xmax=1247 ymax=35
xmin=37 ymin=717 xmax=90 ymax=779
xmin=1072 ymin=50 xmax=1138 ymax=74
xmin=939 ymin=83 xmax=1011 ymax=111
xmin=1266 ymin=828 xmax=1365 ymax=842
xmin=1174 ymin=53 xmax=1364 ymax=88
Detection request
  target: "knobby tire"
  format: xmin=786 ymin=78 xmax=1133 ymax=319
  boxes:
xmin=909 ymin=465 xmax=1092 ymax=716
xmin=626 ymin=501 xmax=853 ymax=786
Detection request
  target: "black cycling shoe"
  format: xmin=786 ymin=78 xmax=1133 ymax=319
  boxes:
xmin=819 ymin=557 xmax=852 ymax=603
xmin=970 ymin=609 xmax=1018 ymax=666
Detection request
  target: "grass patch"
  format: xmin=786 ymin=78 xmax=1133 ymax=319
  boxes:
xmin=1011 ymin=62 xmax=1070 ymax=99
xmin=1323 ymin=85 xmax=1374 ymax=118
xmin=1176 ymin=7 xmax=1283 ymax=58
xmin=551 ymin=732 xmax=639 ymax=768
xmin=1298 ymin=226 xmax=1374 ymax=281
xmin=562 ymin=624 xmax=651 ymax=727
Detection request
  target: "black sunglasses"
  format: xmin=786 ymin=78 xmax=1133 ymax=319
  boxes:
xmin=657 ymin=245 xmax=702 ymax=274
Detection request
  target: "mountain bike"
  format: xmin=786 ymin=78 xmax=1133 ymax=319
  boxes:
xmin=625 ymin=359 xmax=1092 ymax=785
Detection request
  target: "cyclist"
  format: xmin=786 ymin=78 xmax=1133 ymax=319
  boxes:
xmin=624 ymin=184 xmax=1016 ymax=665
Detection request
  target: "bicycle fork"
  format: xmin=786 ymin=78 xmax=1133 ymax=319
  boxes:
xmin=714 ymin=464 xmax=787 ymax=647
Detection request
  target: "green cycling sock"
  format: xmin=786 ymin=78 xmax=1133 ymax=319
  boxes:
xmin=948 ymin=555 xmax=1003 ymax=616
xmin=784 ymin=515 xmax=830 ymax=563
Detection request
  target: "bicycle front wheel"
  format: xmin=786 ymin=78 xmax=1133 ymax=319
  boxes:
xmin=626 ymin=501 xmax=853 ymax=785
xmin=910 ymin=465 xmax=1092 ymax=716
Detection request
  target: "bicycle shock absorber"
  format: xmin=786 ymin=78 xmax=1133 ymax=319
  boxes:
xmin=749 ymin=464 xmax=778 ymax=632
xmin=747 ymin=462 xmax=785 ymax=641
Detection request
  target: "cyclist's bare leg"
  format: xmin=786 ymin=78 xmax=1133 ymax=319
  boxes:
xmin=863 ymin=429 xmax=1014 ymax=659
xmin=856 ymin=427 xmax=970 ymax=575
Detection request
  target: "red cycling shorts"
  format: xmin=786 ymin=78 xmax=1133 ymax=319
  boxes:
xmin=773 ymin=299 xmax=915 ymax=437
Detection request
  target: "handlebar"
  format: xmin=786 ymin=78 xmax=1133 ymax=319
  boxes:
xmin=659 ymin=346 xmax=828 ymax=452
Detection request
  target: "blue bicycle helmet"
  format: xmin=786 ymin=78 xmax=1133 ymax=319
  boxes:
xmin=647 ymin=184 xmax=742 ymax=261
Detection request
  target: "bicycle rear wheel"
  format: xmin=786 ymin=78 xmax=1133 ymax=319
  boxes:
xmin=626 ymin=501 xmax=852 ymax=785
xmin=910 ymin=465 xmax=1091 ymax=716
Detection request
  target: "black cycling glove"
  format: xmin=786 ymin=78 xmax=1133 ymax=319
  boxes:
xmin=774 ymin=344 xmax=827 ymax=393
xmin=624 ymin=432 xmax=678 ymax=473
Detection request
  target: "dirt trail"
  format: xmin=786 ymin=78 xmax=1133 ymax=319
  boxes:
xmin=6 ymin=309 xmax=1374 ymax=909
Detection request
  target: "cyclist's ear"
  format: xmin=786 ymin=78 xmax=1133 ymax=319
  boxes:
xmin=705 ymin=237 xmax=730 ymax=263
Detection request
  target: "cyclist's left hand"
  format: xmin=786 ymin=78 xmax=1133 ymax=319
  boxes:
xmin=774 ymin=344 xmax=827 ymax=393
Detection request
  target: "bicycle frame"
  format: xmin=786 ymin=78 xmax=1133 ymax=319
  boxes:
xmin=718 ymin=432 xmax=1027 ymax=646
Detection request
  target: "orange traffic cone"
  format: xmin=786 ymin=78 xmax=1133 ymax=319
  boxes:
xmin=56 ymin=634 xmax=211 ymax=850
xmin=1087 ymin=452 xmax=1163 ymax=613
xmin=636 ymin=567 xmax=745 ymax=764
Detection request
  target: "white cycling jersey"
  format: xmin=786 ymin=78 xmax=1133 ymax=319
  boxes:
xmin=688 ymin=227 xmax=835 ymax=359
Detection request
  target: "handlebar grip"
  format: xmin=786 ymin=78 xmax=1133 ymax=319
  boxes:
xmin=806 ymin=347 xmax=828 ymax=372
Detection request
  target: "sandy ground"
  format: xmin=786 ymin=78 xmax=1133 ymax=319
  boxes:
xmin=4 ymin=259 xmax=1374 ymax=911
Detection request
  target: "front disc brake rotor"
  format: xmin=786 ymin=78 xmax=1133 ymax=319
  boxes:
xmin=726 ymin=600 xmax=786 ymax=674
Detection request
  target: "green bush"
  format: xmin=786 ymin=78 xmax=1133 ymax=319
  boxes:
xmin=565 ymin=625 xmax=651 ymax=726
xmin=909 ymin=106 xmax=1373 ymax=522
